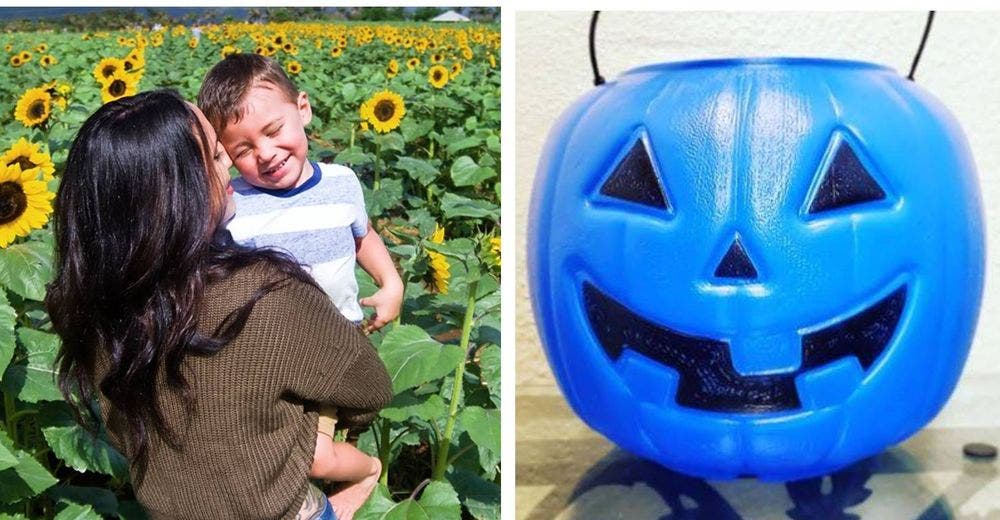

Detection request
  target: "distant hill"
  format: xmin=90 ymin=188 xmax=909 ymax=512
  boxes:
xmin=0 ymin=6 xmax=498 ymax=31
xmin=0 ymin=7 xmax=251 ymax=21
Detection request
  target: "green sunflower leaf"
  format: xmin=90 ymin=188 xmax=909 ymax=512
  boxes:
xmin=2 ymin=328 xmax=61 ymax=403
xmin=378 ymin=325 xmax=464 ymax=394
xmin=0 ymin=238 xmax=54 ymax=302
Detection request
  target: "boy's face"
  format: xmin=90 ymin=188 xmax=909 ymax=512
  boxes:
xmin=220 ymin=83 xmax=313 ymax=190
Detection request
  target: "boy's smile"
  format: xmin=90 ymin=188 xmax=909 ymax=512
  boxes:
xmin=220 ymin=83 xmax=314 ymax=190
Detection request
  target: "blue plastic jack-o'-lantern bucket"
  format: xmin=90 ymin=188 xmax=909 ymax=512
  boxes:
xmin=527 ymin=57 xmax=985 ymax=481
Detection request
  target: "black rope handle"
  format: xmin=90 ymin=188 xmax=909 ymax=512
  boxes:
xmin=908 ymin=11 xmax=935 ymax=81
xmin=589 ymin=11 xmax=937 ymax=86
xmin=589 ymin=11 xmax=604 ymax=86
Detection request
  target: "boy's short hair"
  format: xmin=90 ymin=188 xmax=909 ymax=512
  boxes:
xmin=198 ymin=53 xmax=300 ymax=133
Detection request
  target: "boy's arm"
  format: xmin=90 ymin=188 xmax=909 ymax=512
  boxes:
xmin=356 ymin=223 xmax=403 ymax=333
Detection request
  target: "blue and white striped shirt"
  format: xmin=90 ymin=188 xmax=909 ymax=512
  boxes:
xmin=226 ymin=161 xmax=369 ymax=322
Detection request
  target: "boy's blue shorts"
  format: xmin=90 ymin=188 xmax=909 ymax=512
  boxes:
xmin=317 ymin=497 xmax=337 ymax=520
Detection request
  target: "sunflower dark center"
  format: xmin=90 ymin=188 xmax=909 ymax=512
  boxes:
xmin=123 ymin=61 xmax=133 ymax=71
xmin=0 ymin=181 xmax=27 ymax=225
xmin=109 ymin=79 xmax=126 ymax=97
xmin=433 ymin=70 xmax=444 ymax=81
xmin=101 ymin=64 xmax=116 ymax=78
xmin=28 ymin=100 xmax=46 ymax=121
xmin=374 ymin=100 xmax=396 ymax=122
xmin=8 ymin=157 xmax=36 ymax=172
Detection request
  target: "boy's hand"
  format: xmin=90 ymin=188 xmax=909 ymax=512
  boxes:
xmin=359 ymin=281 xmax=403 ymax=333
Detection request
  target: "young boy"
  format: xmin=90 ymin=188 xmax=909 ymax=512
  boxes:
xmin=197 ymin=54 xmax=403 ymax=516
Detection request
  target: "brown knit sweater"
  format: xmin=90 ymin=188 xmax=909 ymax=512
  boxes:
xmin=94 ymin=262 xmax=393 ymax=519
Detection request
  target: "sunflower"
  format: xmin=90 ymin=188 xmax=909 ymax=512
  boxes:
xmin=3 ymin=44 xmax=11 ymax=52
xmin=359 ymin=90 xmax=406 ymax=134
xmin=0 ymin=138 xmax=55 ymax=181
xmin=386 ymin=59 xmax=399 ymax=78
xmin=150 ymin=32 xmax=164 ymax=47
xmin=450 ymin=62 xmax=463 ymax=79
xmin=221 ymin=44 xmax=239 ymax=59
xmin=13 ymin=87 xmax=51 ymax=128
xmin=286 ymin=60 xmax=302 ymax=75
xmin=93 ymin=57 xmax=124 ymax=83
xmin=428 ymin=65 xmax=449 ymax=89
xmin=360 ymin=121 xmax=369 ymax=132
xmin=125 ymin=48 xmax=145 ymax=69
xmin=35 ymin=43 xmax=48 ymax=53
xmin=0 ymin=163 xmax=55 ymax=248
xmin=41 ymin=80 xmax=69 ymax=112
xmin=461 ymin=46 xmax=473 ymax=60
xmin=427 ymin=224 xmax=450 ymax=294
xmin=100 ymin=70 xmax=139 ymax=104
xmin=487 ymin=235 xmax=501 ymax=268
xmin=430 ymin=52 xmax=444 ymax=64
xmin=188 ymin=37 xmax=199 ymax=49
xmin=330 ymin=46 xmax=343 ymax=58
xmin=488 ymin=53 xmax=497 ymax=69
xmin=18 ymin=51 xmax=31 ymax=63
xmin=406 ymin=57 xmax=420 ymax=70
xmin=9 ymin=55 xmax=23 ymax=67
xmin=40 ymin=54 xmax=57 ymax=67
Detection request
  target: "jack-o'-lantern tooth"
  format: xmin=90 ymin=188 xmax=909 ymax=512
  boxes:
xmin=599 ymin=139 xmax=670 ymax=210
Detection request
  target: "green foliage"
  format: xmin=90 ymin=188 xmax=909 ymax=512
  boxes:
xmin=0 ymin=19 xmax=500 ymax=519
xmin=379 ymin=326 xmax=465 ymax=394
xmin=357 ymin=481 xmax=462 ymax=519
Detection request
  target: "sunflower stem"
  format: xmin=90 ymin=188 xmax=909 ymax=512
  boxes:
xmin=374 ymin=141 xmax=382 ymax=191
xmin=431 ymin=278 xmax=477 ymax=481
xmin=350 ymin=126 xmax=355 ymax=149
xmin=378 ymin=418 xmax=390 ymax=486
xmin=4 ymin=391 xmax=18 ymax=448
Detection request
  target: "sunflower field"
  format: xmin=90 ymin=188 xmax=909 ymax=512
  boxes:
xmin=0 ymin=19 xmax=500 ymax=519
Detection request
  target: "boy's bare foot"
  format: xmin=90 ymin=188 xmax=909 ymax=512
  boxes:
xmin=328 ymin=456 xmax=381 ymax=520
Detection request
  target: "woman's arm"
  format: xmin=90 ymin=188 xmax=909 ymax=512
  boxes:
xmin=257 ymin=275 xmax=393 ymax=425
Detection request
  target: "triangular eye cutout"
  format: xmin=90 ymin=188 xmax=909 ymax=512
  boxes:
xmin=807 ymin=141 xmax=886 ymax=214
xmin=599 ymin=140 xmax=670 ymax=210
xmin=714 ymin=237 xmax=758 ymax=280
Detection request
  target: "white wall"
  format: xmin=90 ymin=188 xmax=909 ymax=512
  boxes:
xmin=515 ymin=11 xmax=1000 ymax=425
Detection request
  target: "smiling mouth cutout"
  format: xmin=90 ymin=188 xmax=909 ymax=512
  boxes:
xmin=582 ymin=282 xmax=907 ymax=413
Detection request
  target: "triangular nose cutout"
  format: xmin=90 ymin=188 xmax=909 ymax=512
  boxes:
xmin=714 ymin=237 xmax=758 ymax=280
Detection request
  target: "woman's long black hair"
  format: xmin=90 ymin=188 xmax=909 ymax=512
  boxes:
xmin=45 ymin=89 xmax=316 ymax=478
